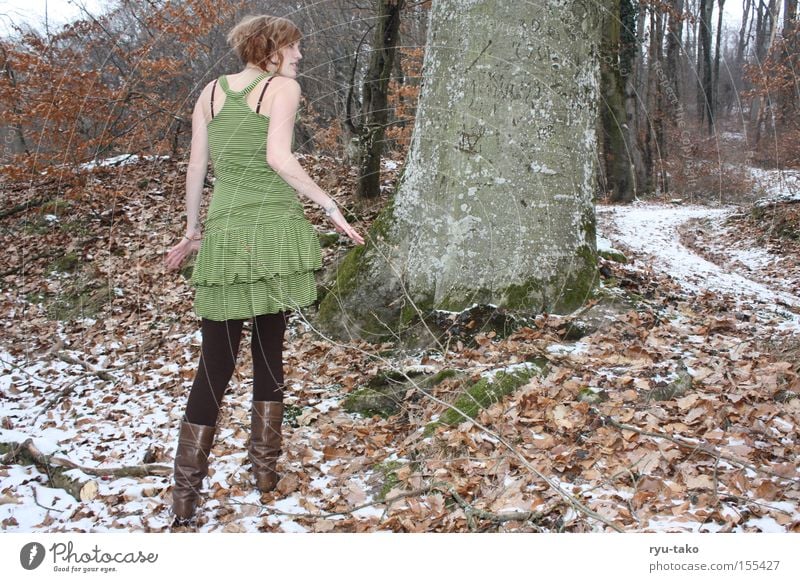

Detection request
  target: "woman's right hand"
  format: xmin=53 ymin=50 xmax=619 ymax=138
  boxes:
xmin=165 ymin=235 xmax=202 ymax=271
xmin=328 ymin=208 xmax=365 ymax=245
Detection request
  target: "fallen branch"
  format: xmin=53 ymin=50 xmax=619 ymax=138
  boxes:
xmin=0 ymin=249 xmax=62 ymax=278
xmin=1 ymin=438 xmax=172 ymax=501
xmin=0 ymin=195 xmax=52 ymax=219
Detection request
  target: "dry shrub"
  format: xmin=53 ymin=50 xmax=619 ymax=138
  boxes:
xmin=662 ymin=121 xmax=758 ymax=205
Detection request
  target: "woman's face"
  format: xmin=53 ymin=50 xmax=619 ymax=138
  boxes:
xmin=276 ymin=41 xmax=302 ymax=78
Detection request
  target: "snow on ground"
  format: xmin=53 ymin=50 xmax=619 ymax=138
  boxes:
xmin=0 ymin=335 xmax=393 ymax=533
xmin=79 ymin=154 xmax=170 ymax=172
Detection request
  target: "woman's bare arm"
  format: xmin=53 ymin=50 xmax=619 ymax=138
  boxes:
xmin=266 ymin=78 xmax=335 ymax=211
xmin=184 ymin=86 xmax=211 ymax=237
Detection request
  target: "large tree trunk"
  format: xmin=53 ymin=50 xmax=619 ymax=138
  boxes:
xmin=778 ymin=0 xmax=798 ymax=121
xmin=315 ymin=0 xmax=602 ymax=344
xmin=356 ymin=0 xmax=405 ymax=199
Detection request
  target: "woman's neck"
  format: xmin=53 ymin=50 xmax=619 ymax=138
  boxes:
xmin=243 ymin=64 xmax=276 ymax=75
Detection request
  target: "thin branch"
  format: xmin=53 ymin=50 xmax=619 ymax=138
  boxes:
xmin=600 ymin=413 xmax=800 ymax=484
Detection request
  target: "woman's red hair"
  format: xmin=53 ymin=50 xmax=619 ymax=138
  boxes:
xmin=227 ymin=15 xmax=302 ymax=72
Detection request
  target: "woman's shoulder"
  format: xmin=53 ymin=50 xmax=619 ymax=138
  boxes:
xmin=196 ymin=78 xmax=219 ymax=101
xmin=268 ymin=75 xmax=301 ymax=94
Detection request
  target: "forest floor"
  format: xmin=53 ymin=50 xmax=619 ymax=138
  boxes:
xmin=1 ymin=152 xmax=799 ymax=533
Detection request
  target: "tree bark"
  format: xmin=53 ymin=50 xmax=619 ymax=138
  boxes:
xmin=665 ymin=0 xmax=685 ymax=106
xmin=356 ymin=0 xmax=406 ymax=199
xmin=315 ymin=0 xmax=602 ymax=345
xmin=778 ymin=0 xmax=798 ymax=120
xmin=751 ymin=0 xmax=779 ymax=140
xmin=713 ymin=0 xmax=726 ymax=120
xmin=627 ymin=1 xmax=650 ymax=194
xmin=600 ymin=0 xmax=637 ymax=202
xmin=697 ymin=0 xmax=714 ymax=133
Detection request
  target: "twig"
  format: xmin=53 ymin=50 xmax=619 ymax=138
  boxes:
xmin=35 ymin=374 xmax=93 ymax=422
xmin=718 ymin=493 xmax=794 ymax=516
xmin=600 ymin=413 xmax=800 ymax=484
xmin=443 ymin=482 xmax=558 ymax=525
xmin=54 ymin=351 xmax=118 ymax=382
xmin=0 ymin=195 xmax=51 ymax=219
xmin=230 ymin=480 xmax=562 ymax=531
xmin=31 ymin=484 xmax=67 ymax=513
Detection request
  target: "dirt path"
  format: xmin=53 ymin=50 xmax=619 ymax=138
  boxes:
xmin=597 ymin=201 xmax=800 ymax=335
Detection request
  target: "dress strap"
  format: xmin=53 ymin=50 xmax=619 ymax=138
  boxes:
xmin=210 ymin=79 xmax=218 ymax=119
xmin=219 ymin=73 xmax=270 ymax=97
xmin=242 ymin=73 xmax=270 ymax=96
xmin=256 ymin=76 xmax=276 ymax=114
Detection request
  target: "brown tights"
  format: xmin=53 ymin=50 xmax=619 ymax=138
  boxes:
xmin=183 ymin=310 xmax=289 ymax=427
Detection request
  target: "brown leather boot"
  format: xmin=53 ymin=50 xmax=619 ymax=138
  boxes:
xmin=248 ymin=401 xmax=283 ymax=492
xmin=171 ymin=420 xmax=215 ymax=522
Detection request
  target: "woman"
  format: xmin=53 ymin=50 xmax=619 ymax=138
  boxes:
xmin=164 ymin=14 xmax=364 ymax=525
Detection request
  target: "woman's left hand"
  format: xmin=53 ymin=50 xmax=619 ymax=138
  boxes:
xmin=165 ymin=236 xmax=202 ymax=271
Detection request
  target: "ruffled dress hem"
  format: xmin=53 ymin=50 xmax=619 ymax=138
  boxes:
xmin=189 ymin=219 xmax=323 ymax=321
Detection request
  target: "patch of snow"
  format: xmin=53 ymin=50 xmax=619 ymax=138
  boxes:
xmin=79 ymin=154 xmax=170 ymax=171
xmin=352 ymin=505 xmax=385 ymax=519
xmin=720 ymin=131 xmax=745 ymax=142
xmin=743 ymin=515 xmax=784 ymax=532
xmin=596 ymin=235 xmax=619 ymax=252
xmin=546 ymin=341 xmax=589 ymax=355
xmin=278 ymin=520 xmax=308 ymax=532
xmin=313 ymin=398 xmax=340 ymax=413
xmin=432 ymin=302 xmax=483 ymax=315
xmin=749 ymin=168 xmax=800 ymax=204
xmin=0 ymin=428 xmax=75 ymax=455
xmin=770 ymin=416 xmax=793 ymax=432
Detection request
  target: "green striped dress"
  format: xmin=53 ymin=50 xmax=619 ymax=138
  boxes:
xmin=189 ymin=73 xmax=323 ymax=321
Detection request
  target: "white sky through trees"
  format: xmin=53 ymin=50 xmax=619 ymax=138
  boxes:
xmin=1 ymin=0 xmax=109 ymax=37
xmin=1 ymin=0 xmax=749 ymax=39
